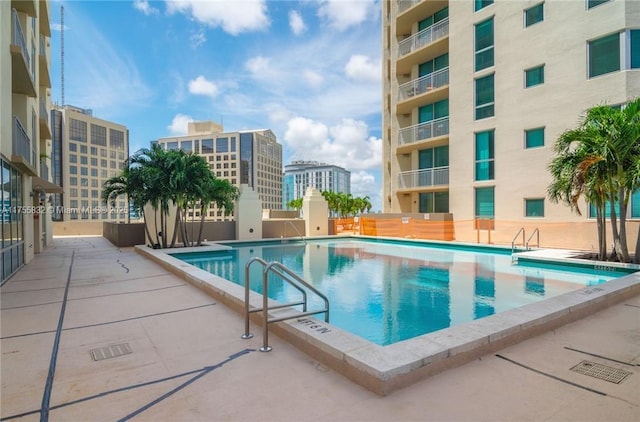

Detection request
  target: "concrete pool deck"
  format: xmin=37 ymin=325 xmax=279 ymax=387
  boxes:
xmin=1 ymin=236 xmax=639 ymax=421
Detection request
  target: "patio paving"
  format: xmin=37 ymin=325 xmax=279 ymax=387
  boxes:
xmin=1 ymin=236 xmax=638 ymax=421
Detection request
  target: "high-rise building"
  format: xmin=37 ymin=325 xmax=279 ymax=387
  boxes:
xmin=283 ymin=160 xmax=350 ymax=209
xmin=50 ymin=105 xmax=129 ymax=223
xmin=1 ymin=0 xmax=58 ymax=281
xmin=155 ymin=121 xmax=283 ymax=220
xmin=382 ymin=0 xmax=640 ymax=246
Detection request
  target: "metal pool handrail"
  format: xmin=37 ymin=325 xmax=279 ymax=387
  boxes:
xmin=526 ymin=228 xmax=540 ymax=250
xmin=241 ymin=257 xmax=330 ymax=352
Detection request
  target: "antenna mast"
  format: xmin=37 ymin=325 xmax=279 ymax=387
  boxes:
xmin=60 ymin=4 xmax=64 ymax=106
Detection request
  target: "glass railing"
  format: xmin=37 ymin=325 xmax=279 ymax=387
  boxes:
xmin=13 ymin=116 xmax=36 ymax=167
xmin=40 ymin=161 xmax=49 ymax=181
xmin=397 ymin=0 xmax=422 ymax=14
xmin=399 ymin=117 xmax=449 ymax=146
xmin=398 ymin=68 xmax=449 ymax=101
xmin=398 ymin=167 xmax=449 ymax=189
xmin=39 ymin=97 xmax=48 ymax=126
xmin=398 ymin=18 xmax=449 ymax=57
xmin=12 ymin=9 xmax=31 ymax=77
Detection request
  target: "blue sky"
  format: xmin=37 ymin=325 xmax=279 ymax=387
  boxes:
xmin=49 ymin=0 xmax=383 ymax=210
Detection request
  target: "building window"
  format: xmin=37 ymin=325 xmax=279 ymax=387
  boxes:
xmin=475 ymin=0 xmax=493 ymax=12
xmin=202 ymin=139 xmax=214 ymax=154
xmin=109 ymin=129 xmax=125 ymax=149
xmin=475 ymin=74 xmax=495 ymax=120
xmin=525 ymin=65 xmax=545 ymax=87
xmin=69 ymin=118 xmax=87 ymax=142
xmin=69 ymin=154 xmax=77 ymax=164
xmin=525 ymin=199 xmax=545 ymax=217
xmin=524 ymin=3 xmax=544 ymax=27
xmin=589 ymin=190 xmax=640 ymax=219
xmin=181 ymin=140 xmax=192 ymax=153
xmin=166 ymin=142 xmax=178 ymax=151
xmin=588 ymin=33 xmax=620 ymax=78
xmin=587 ymin=0 xmax=610 ymax=9
xmin=631 ymin=30 xmax=640 ymax=69
xmin=90 ymin=124 xmax=107 ymax=146
xmin=475 ymin=17 xmax=494 ymax=71
xmin=525 ymin=128 xmax=545 ymax=148
xmin=475 ymin=130 xmax=495 ymax=181
xmin=70 ymin=166 xmax=77 ymax=175
xmin=216 ymin=138 xmax=229 ymax=153
xmin=475 ymin=187 xmax=495 ymax=217
xmin=419 ymin=192 xmax=449 ymax=213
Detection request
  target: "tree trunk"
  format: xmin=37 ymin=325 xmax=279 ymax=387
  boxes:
xmin=160 ymin=203 xmax=167 ymax=248
xmin=596 ymin=206 xmax=606 ymax=261
xmin=152 ymin=206 xmax=160 ymax=248
xmin=170 ymin=208 xmax=180 ymax=248
xmin=196 ymin=205 xmax=206 ymax=246
xmin=141 ymin=208 xmax=154 ymax=248
xmin=609 ymin=198 xmax=623 ymax=262
xmin=617 ymin=186 xmax=630 ymax=262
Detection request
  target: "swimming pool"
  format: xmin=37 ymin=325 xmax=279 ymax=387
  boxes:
xmin=174 ymin=238 xmax=630 ymax=346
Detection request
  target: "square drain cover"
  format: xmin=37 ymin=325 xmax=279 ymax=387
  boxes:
xmin=90 ymin=343 xmax=132 ymax=362
xmin=570 ymin=360 xmax=632 ymax=384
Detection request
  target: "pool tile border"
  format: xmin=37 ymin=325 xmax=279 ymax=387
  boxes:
xmin=135 ymin=244 xmax=640 ymax=396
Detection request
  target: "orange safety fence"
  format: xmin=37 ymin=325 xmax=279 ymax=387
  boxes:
xmin=333 ymin=216 xmax=640 ymax=252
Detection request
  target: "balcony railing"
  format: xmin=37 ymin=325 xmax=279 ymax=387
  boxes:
xmin=39 ymin=97 xmax=48 ymax=126
xmin=397 ymin=0 xmax=421 ymax=14
xmin=40 ymin=161 xmax=49 ymax=181
xmin=398 ymin=68 xmax=449 ymax=102
xmin=12 ymin=9 xmax=31 ymax=76
xmin=399 ymin=117 xmax=449 ymax=146
xmin=13 ymin=116 xmax=36 ymax=168
xmin=398 ymin=167 xmax=449 ymax=189
xmin=399 ymin=18 xmax=449 ymax=57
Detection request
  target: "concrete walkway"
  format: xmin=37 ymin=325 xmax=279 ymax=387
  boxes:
xmin=1 ymin=236 xmax=638 ymax=421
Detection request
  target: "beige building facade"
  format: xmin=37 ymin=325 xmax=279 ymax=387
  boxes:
xmin=1 ymin=0 xmax=58 ymax=282
xmin=382 ymin=0 xmax=640 ymax=248
xmin=50 ymin=105 xmax=129 ymax=224
xmin=155 ymin=121 xmax=283 ymax=220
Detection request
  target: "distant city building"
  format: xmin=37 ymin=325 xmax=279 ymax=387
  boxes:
xmin=283 ymin=160 xmax=350 ymax=209
xmin=2 ymin=0 xmax=57 ymax=282
xmin=51 ymin=105 xmax=129 ymax=222
xmin=155 ymin=121 xmax=283 ymax=220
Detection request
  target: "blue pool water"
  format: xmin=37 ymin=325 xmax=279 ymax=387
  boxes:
xmin=174 ymin=238 xmax=631 ymax=345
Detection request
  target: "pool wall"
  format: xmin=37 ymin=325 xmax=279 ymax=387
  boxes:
xmin=135 ymin=242 xmax=640 ymax=396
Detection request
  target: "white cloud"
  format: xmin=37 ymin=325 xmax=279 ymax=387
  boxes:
xmin=167 ymin=113 xmax=193 ymax=135
xmin=317 ymin=0 xmax=376 ymax=30
xmin=303 ymin=70 xmax=324 ymax=88
xmin=283 ymin=117 xmax=381 ymax=171
xmin=350 ymin=170 xmax=380 ymax=204
xmin=188 ymin=75 xmax=219 ymax=98
xmin=133 ymin=0 xmax=159 ymax=16
xmin=345 ymin=54 xmax=380 ymax=82
xmin=165 ymin=0 xmax=269 ymax=35
xmin=245 ymin=56 xmax=275 ymax=79
xmin=288 ymin=10 xmax=306 ymax=36
xmin=190 ymin=28 xmax=206 ymax=48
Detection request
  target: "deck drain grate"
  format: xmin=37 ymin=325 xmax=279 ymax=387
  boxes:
xmin=570 ymin=360 xmax=632 ymax=384
xmin=90 ymin=343 xmax=132 ymax=362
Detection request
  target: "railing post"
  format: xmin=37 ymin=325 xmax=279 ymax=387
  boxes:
xmin=260 ymin=265 xmax=272 ymax=352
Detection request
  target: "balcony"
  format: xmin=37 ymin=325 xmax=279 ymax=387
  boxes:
xmin=397 ymin=0 xmax=421 ymax=15
xmin=12 ymin=116 xmax=37 ymax=176
xmin=10 ymin=9 xmax=36 ymax=97
xmin=398 ymin=117 xmax=449 ymax=148
xmin=397 ymin=68 xmax=449 ymax=114
xmin=39 ymin=35 xmax=51 ymax=88
xmin=398 ymin=167 xmax=449 ymax=190
xmin=39 ymin=97 xmax=52 ymax=140
xmin=11 ymin=0 xmax=36 ymax=16
xmin=40 ymin=161 xmax=49 ymax=181
xmin=398 ymin=18 xmax=448 ymax=58
xmin=40 ymin=0 xmax=51 ymax=36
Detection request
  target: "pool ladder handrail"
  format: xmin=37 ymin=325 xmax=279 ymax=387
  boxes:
xmin=526 ymin=228 xmax=540 ymax=250
xmin=511 ymin=227 xmax=525 ymax=256
xmin=241 ymin=257 xmax=329 ymax=352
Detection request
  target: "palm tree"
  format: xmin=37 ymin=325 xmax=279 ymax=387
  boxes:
xmin=196 ymin=177 xmax=238 ymax=246
xmin=102 ymin=159 xmax=157 ymax=247
xmin=286 ymin=198 xmax=303 ymax=214
xmin=548 ymin=98 xmax=640 ymax=262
